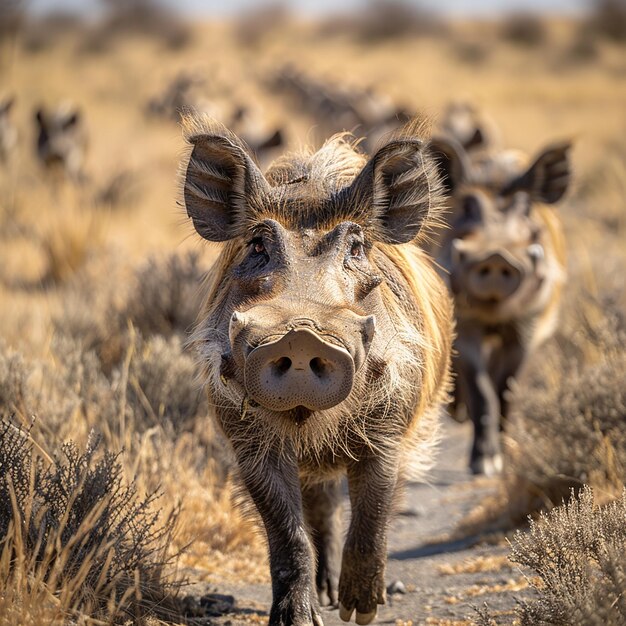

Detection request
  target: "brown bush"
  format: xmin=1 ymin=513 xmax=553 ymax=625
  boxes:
xmin=504 ymin=335 xmax=626 ymax=520
xmin=20 ymin=11 xmax=85 ymax=53
xmin=53 ymin=250 xmax=206 ymax=372
xmin=83 ymin=0 xmax=191 ymax=53
xmin=123 ymin=251 xmax=205 ymax=339
xmin=128 ymin=334 xmax=207 ymax=432
xmin=234 ymin=3 xmax=290 ymax=48
xmin=326 ymin=0 xmax=445 ymax=43
xmin=585 ymin=0 xmax=626 ymax=43
xmin=500 ymin=13 xmax=548 ymax=47
xmin=0 ymin=0 xmax=24 ymax=44
xmin=0 ymin=420 xmax=180 ymax=624
xmin=509 ymin=486 xmax=626 ymax=625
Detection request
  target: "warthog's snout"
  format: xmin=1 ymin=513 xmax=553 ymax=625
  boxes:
xmin=245 ymin=328 xmax=355 ymax=411
xmin=453 ymin=239 xmax=524 ymax=304
xmin=229 ymin=310 xmax=375 ymax=412
xmin=466 ymin=252 xmax=522 ymax=302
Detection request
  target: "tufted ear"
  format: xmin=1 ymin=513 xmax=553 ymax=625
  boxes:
xmin=502 ymin=141 xmax=572 ymax=204
xmin=35 ymin=107 xmax=47 ymax=130
xmin=428 ymin=135 xmax=470 ymax=196
xmin=348 ymin=138 xmax=441 ymax=244
xmin=182 ymin=120 xmax=269 ymax=241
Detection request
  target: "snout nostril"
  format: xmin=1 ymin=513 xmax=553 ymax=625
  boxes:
xmin=309 ymin=357 xmax=329 ymax=378
xmin=272 ymin=357 xmax=292 ymax=375
xmin=479 ymin=266 xmax=491 ymax=278
xmin=501 ymin=268 xmax=511 ymax=279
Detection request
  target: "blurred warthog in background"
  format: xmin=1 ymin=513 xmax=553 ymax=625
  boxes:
xmin=430 ymin=135 xmax=571 ymax=475
xmin=34 ymin=102 xmax=88 ymax=182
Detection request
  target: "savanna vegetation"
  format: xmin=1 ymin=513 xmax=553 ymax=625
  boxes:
xmin=1 ymin=1 xmax=625 ymax=623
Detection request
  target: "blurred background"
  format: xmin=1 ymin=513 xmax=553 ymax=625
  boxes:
xmin=0 ymin=1 xmax=625 ymax=624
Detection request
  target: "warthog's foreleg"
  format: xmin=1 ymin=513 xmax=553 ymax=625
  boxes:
xmin=338 ymin=454 xmax=398 ymax=625
xmin=458 ymin=359 xmax=503 ymax=476
xmin=302 ymin=480 xmax=342 ymax=608
xmin=238 ymin=450 xmax=323 ymax=626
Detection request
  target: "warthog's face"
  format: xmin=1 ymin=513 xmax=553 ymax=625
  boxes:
xmin=35 ymin=104 xmax=85 ymax=175
xmin=183 ymin=119 xmax=440 ymax=423
xmin=447 ymin=188 xmax=550 ymax=317
xmin=431 ymin=136 xmax=571 ymax=321
xmin=225 ymin=218 xmax=378 ymax=415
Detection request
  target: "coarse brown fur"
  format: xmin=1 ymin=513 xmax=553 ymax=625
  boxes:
xmin=182 ymin=114 xmax=453 ymax=625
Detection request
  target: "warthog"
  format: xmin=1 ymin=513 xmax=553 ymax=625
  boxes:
xmin=34 ymin=103 xmax=87 ymax=181
xmin=429 ymin=135 xmax=570 ymax=475
xmin=271 ymin=66 xmax=412 ymax=151
xmin=438 ymin=99 xmax=501 ymax=154
xmin=148 ymin=73 xmax=284 ymax=158
xmin=0 ymin=95 xmax=17 ymax=165
xmin=182 ymin=116 xmax=453 ymax=625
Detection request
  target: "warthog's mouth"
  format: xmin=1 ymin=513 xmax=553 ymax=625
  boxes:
xmin=288 ymin=405 xmax=314 ymax=425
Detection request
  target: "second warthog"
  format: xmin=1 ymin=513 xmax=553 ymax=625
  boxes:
xmin=430 ymin=135 xmax=571 ymax=475
xmin=34 ymin=103 xmax=87 ymax=181
xmin=182 ymin=116 xmax=453 ymax=625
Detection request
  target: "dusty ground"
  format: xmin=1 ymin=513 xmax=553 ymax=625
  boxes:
xmin=184 ymin=420 xmax=531 ymax=626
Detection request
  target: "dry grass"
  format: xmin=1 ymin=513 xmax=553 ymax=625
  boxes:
xmin=438 ymin=554 xmax=511 ymax=576
xmin=477 ymin=487 xmax=626 ymax=625
xmin=0 ymin=9 xmax=625 ymax=624
xmin=509 ymin=486 xmax=626 ymax=625
xmin=0 ymin=420 xmax=180 ymax=625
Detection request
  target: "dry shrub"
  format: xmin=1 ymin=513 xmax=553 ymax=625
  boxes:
xmin=0 ymin=0 xmax=24 ymax=44
xmin=565 ymin=29 xmax=600 ymax=63
xmin=84 ymin=0 xmax=191 ymax=52
xmin=128 ymin=334 xmax=207 ymax=432
xmin=20 ymin=11 xmax=85 ymax=53
xmin=234 ymin=3 xmax=290 ymax=48
xmin=0 ymin=327 xmax=206 ymax=445
xmin=123 ymin=251 xmax=205 ymax=339
xmin=509 ymin=486 xmax=626 ymax=625
xmin=39 ymin=207 xmax=105 ymax=286
xmin=585 ymin=0 xmax=626 ymax=43
xmin=329 ymin=0 xmax=445 ymax=43
xmin=54 ymin=251 xmax=206 ymax=372
xmin=464 ymin=302 xmax=626 ymax=535
xmin=500 ymin=13 xmax=547 ymax=47
xmin=502 ymin=332 xmax=626 ymax=523
xmin=0 ymin=420 xmax=180 ymax=625
xmin=452 ymin=40 xmax=490 ymax=66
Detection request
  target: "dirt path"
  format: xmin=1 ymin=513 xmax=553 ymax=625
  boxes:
xmin=189 ymin=420 xmax=532 ymax=625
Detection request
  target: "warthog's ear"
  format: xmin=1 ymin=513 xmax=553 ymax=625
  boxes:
xmin=34 ymin=107 xmax=46 ymax=129
xmin=503 ymin=141 xmax=572 ymax=204
xmin=182 ymin=118 xmax=269 ymax=242
xmin=428 ymin=135 xmax=470 ymax=196
xmin=348 ymin=138 xmax=441 ymax=244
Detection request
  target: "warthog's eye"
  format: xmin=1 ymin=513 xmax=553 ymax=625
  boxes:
xmin=249 ymin=237 xmax=266 ymax=256
xmin=349 ymin=241 xmax=364 ymax=259
xmin=247 ymin=236 xmax=270 ymax=268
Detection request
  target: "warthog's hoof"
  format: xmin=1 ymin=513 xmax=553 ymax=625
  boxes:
xmin=339 ymin=603 xmax=377 ymax=624
xmin=470 ymin=453 xmax=503 ymax=476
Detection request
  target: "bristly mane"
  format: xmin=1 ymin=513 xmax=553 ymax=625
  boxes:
xmin=181 ymin=114 xmax=446 ymax=242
